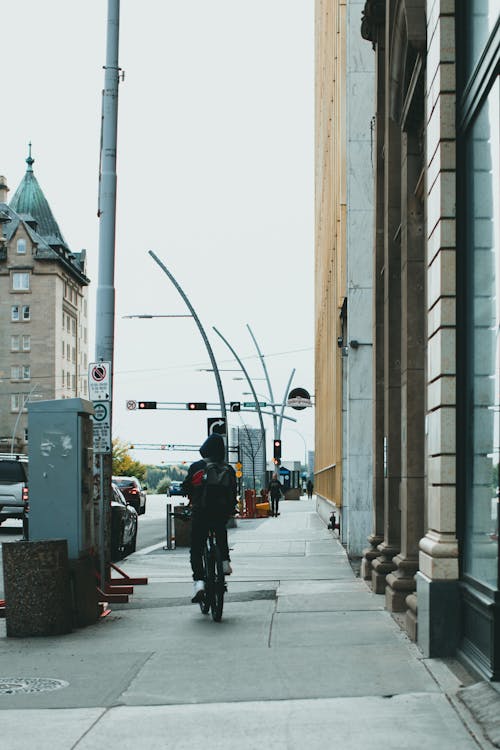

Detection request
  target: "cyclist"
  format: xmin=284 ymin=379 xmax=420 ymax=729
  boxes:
xmin=181 ymin=433 xmax=237 ymax=602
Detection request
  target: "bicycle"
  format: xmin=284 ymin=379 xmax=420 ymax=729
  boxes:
xmin=171 ymin=506 xmax=227 ymax=622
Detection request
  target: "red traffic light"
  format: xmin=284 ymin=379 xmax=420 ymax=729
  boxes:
xmin=187 ymin=402 xmax=207 ymax=410
xmin=138 ymin=401 xmax=157 ymax=409
xmin=273 ymin=439 xmax=282 ymax=460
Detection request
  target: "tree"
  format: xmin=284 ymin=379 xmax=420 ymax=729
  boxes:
xmin=112 ymin=438 xmax=147 ymax=482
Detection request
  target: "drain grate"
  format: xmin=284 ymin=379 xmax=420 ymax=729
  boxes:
xmin=0 ymin=678 xmax=69 ymax=695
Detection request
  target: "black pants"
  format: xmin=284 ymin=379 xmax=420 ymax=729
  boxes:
xmin=190 ymin=508 xmax=230 ymax=580
xmin=270 ymin=494 xmax=280 ymax=516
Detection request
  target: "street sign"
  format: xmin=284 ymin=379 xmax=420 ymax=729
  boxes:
xmin=88 ymin=362 xmax=111 ymax=401
xmin=207 ymin=417 xmax=227 ymax=436
xmin=91 ymin=401 xmax=111 ymax=454
xmin=287 ymin=387 xmax=312 ymax=410
xmin=242 ymin=401 xmax=267 ymax=408
xmin=126 ymin=400 xmax=137 ymax=410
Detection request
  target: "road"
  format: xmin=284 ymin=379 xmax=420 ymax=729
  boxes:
xmin=0 ymin=493 xmax=187 ymax=597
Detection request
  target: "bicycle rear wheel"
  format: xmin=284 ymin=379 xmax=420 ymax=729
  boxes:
xmin=210 ymin=544 xmax=225 ymax=622
xmin=199 ymin=546 xmax=211 ymax=615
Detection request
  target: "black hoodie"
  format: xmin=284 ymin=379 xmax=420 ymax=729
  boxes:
xmin=181 ymin=434 xmax=237 ymax=511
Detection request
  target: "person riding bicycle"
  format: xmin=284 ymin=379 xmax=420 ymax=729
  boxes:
xmin=181 ymin=433 xmax=237 ymax=602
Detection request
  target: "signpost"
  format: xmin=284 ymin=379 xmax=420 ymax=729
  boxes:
xmin=88 ymin=361 xmax=111 ymax=401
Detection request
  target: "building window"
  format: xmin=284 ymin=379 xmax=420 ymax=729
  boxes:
xmin=72 ymin=374 xmax=76 ymax=390
xmin=463 ymin=78 xmax=499 ymax=589
xmin=11 ymin=305 xmax=19 ymax=321
xmin=12 ymin=272 xmax=30 ymax=291
xmin=72 ymin=347 xmax=76 ymax=363
xmin=62 ymin=341 xmax=65 ymax=356
xmin=66 ymin=343 xmax=71 ymax=360
xmin=66 ymin=316 xmax=70 ymax=332
xmin=11 ymin=366 xmax=21 ymax=380
xmin=17 ymin=238 xmax=26 ymax=254
xmin=11 ymin=335 xmax=20 ymax=351
xmin=22 ymin=335 xmax=30 ymax=351
xmin=22 ymin=305 xmax=30 ymax=320
xmin=66 ymin=372 xmax=70 ymax=387
xmin=22 ymin=366 xmax=30 ymax=381
xmin=72 ymin=318 xmax=76 ymax=335
xmin=11 ymin=394 xmax=20 ymax=412
xmin=62 ymin=369 xmax=65 ymax=386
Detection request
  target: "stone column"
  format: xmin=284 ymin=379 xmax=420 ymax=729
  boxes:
xmin=417 ymin=0 xmax=459 ymax=657
xmin=371 ymin=104 xmax=402 ymax=594
xmin=386 ymin=129 xmax=425 ymax=614
xmin=362 ymin=36 xmax=385 ymax=580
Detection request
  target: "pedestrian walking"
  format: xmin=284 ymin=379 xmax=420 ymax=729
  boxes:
xmin=306 ymin=479 xmax=314 ymax=499
xmin=268 ymin=473 xmax=283 ymax=517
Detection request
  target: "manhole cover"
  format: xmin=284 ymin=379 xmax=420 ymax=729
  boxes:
xmin=0 ymin=678 xmax=69 ymax=695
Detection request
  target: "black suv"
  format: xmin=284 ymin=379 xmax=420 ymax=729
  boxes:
xmin=0 ymin=454 xmax=29 ymax=532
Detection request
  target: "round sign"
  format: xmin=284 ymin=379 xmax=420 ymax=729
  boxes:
xmin=91 ymin=364 xmax=107 ymax=382
xmin=287 ymin=387 xmax=311 ymax=410
xmin=126 ymin=400 xmax=137 ymax=410
xmin=93 ymin=403 xmax=108 ymax=422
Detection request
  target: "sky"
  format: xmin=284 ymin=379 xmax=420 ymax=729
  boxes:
xmin=2 ymin=1 xmax=315 ymax=468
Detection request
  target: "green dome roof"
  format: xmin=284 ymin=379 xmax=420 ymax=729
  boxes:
xmin=9 ymin=146 xmax=68 ymax=249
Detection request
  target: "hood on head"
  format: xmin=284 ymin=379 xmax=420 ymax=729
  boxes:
xmin=199 ymin=433 xmax=225 ymax=462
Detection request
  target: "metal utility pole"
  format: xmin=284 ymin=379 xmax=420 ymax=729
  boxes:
xmin=213 ymin=327 xmax=266 ymax=488
xmin=96 ymin=0 xmax=120 ymax=363
xmin=95 ymin=0 xmax=121 ymax=589
xmin=246 ymin=324 xmax=278 ymax=439
xmin=148 ymin=251 xmax=227 ymax=435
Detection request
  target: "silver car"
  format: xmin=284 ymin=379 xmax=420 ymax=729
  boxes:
xmin=0 ymin=454 xmax=29 ymax=525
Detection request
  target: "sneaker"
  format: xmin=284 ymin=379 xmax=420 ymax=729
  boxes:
xmin=191 ymin=580 xmax=205 ymax=603
xmin=222 ymin=560 xmax=232 ymax=575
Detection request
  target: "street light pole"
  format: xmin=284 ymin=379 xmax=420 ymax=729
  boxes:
xmin=148 ymin=251 xmax=227 ymax=430
xmin=246 ymin=324 xmax=278 ymax=439
xmin=212 ymin=326 xmax=266 ymax=486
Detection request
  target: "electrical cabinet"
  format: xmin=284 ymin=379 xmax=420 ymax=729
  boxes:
xmin=28 ymin=399 xmax=95 ymax=559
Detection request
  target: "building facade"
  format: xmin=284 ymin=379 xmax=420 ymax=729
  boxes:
xmin=316 ymin=1 xmax=500 ymax=679
xmin=0 ymin=152 xmax=89 ymax=453
xmin=315 ymin=0 xmax=375 ymax=556
xmin=231 ymin=426 xmax=266 ymax=492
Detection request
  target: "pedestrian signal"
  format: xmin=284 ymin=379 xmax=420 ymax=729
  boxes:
xmin=273 ymin=439 xmax=282 ymax=460
xmin=187 ymin=402 xmax=207 ymax=410
xmin=138 ymin=401 xmax=157 ymax=409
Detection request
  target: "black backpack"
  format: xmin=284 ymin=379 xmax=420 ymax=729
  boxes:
xmin=200 ymin=460 xmax=233 ymax=511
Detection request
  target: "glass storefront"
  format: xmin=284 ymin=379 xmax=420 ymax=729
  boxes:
xmin=464 ymin=78 xmax=499 ymax=589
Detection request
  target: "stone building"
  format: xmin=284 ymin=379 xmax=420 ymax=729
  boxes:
xmin=315 ymin=0 xmax=375 ymax=557
xmin=315 ymin=1 xmax=500 ymax=679
xmin=0 ymin=150 xmax=90 ymax=453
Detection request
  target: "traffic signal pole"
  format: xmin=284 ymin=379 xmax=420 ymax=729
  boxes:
xmin=148 ymin=252 xmax=227 ymax=444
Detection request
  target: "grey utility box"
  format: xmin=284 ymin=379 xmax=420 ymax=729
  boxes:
xmin=28 ymin=398 xmax=95 ymax=559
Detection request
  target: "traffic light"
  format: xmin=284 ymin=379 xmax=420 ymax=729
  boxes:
xmin=273 ymin=439 xmax=282 ymax=460
xmin=187 ymin=402 xmax=207 ymax=410
xmin=138 ymin=401 xmax=157 ymax=409
xmin=230 ymin=401 xmax=241 ymax=412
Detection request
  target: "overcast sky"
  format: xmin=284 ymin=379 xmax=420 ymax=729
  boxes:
xmin=2 ymin=1 xmax=315 ymax=467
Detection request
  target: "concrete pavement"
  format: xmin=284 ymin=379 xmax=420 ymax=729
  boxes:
xmin=0 ymin=497 xmax=499 ymax=749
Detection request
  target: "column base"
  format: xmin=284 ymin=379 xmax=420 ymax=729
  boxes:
xmin=385 ymin=555 xmax=418 ymax=612
xmin=416 ymin=571 xmax=459 ymax=657
xmin=405 ymin=593 xmax=418 ymax=641
xmin=371 ymin=543 xmax=398 ymax=594
xmin=361 ymin=535 xmax=383 ymax=581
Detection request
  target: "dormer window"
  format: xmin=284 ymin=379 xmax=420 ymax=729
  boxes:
xmin=17 ymin=238 xmax=26 ymax=254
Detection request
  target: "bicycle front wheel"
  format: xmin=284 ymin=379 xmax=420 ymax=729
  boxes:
xmin=200 ymin=546 xmax=210 ymax=615
xmin=210 ymin=544 xmax=225 ymax=622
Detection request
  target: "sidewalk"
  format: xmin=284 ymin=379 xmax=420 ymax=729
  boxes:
xmin=0 ymin=498 xmax=499 ymax=749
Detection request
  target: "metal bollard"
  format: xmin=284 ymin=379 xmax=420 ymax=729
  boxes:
xmin=165 ymin=503 xmax=173 ymax=550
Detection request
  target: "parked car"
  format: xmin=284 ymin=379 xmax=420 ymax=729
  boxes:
xmin=111 ymin=483 xmax=138 ymax=561
xmin=168 ymin=480 xmax=185 ymax=497
xmin=0 ymin=454 xmax=29 ymax=532
xmin=112 ymin=476 xmax=146 ymax=515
